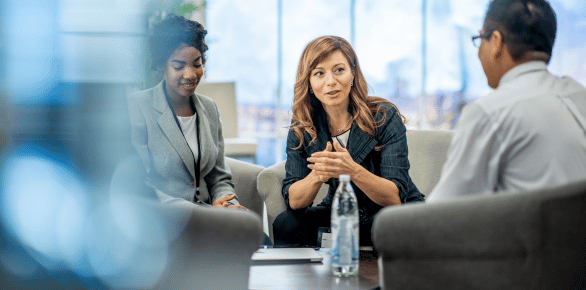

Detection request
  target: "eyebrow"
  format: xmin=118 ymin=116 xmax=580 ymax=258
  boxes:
xmin=313 ymin=63 xmax=347 ymax=70
xmin=171 ymin=56 xmax=202 ymax=64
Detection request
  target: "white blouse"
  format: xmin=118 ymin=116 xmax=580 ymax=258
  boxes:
xmin=332 ymin=129 xmax=350 ymax=149
xmin=177 ymin=113 xmax=199 ymax=161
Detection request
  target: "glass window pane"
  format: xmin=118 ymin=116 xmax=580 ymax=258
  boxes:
xmin=206 ymin=0 xmax=586 ymax=166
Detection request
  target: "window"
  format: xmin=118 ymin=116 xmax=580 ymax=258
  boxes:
xmin=206 ymin=0 xmax=586 ymax=166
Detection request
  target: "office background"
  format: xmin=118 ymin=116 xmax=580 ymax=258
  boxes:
xmin=203 ymin=0 xmax=586 ymax=166
xmin=0 ymin=0 xmax=585 ymax=288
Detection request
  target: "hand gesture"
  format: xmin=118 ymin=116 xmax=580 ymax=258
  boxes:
xmin=308 ymin=141 xmax=333 ymax=182
xmin=307 ymin=141 xmax=360 ymax=180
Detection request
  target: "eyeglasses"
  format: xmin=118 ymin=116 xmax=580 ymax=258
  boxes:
xmin=471 ymin=31 xmax=494 ymax=47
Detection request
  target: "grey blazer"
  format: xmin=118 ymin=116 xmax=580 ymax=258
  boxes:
xmin=127 ymin=81 xmax=238 ymax=205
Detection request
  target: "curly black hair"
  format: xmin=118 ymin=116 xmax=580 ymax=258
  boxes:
xmin=149 ymin=13 xmax=208 ymax=70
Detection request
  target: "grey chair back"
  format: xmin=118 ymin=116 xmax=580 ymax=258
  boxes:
xmin=406 ymin=129 xmax=452 ymax=196
xmin=258 ymin=129 xmax=453 ymax=241
xmin=373 ymin=178 xmax=586 ymax=290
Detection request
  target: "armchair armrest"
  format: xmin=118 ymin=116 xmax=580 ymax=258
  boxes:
xmin=153 ymin=199 xmax=263 ymax=290
xmin=257 ymin=161 xmax=287 ymax=240
xmin=226 ymin=157 xmax=264 ymax=218
xmin=257 ymin=160 xmax=330 ymax=241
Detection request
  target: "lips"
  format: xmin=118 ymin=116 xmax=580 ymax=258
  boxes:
xmin=182 ymin=82 xmax=197 ymax=90
xmin=326 ymin=90 xmax=340 ymax=95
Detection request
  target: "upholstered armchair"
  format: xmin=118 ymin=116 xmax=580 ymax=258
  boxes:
xmin=106 ymin=155 xmax=264 ymax=290
xmin=257 ymin=130 xmax=453 ymax=241
xmin=372 ymin=179 xmax=586 ymax=290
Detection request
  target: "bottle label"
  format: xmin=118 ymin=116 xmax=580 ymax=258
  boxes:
xmin=331 ymin=217 xmax=358 ymax=267
xmin=338 ymin=219 xmax=352 ymax=265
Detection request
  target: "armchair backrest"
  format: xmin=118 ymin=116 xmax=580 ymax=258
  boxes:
xmin=406 ymin=130 xmax=452 ymax=196
xmin=372 ymin=177 xmax=586 ymax=290
xmin=258 ymin=129 xmax=453 ymax=241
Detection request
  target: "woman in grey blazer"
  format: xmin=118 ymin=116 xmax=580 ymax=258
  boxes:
xmin=127 ymin=14 xmax=244 ymax=209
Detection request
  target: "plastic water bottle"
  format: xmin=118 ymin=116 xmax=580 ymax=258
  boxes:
xmin=331 ymin=174 xmax=359 ymax=277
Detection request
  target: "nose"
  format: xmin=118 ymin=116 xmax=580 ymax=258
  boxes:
xmin=184 ymin=66 xmax=198 ymax=80
xmin=326 ymin=72 xmax=336 ymax=86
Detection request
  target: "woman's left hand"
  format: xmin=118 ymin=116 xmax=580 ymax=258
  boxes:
xmin=307 ymin=141 xmax=361 ymax=180
xmin=227 ymin=204 xmax=249 ymax=211
xmin=213 ymin=194 xmax=248 ymax=210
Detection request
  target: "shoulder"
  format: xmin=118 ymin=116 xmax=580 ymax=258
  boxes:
xmin=459 ymin=102 xmax=490 ymax=125
xmin=455 ymin=102 xmax=494 ymax=139
xmin=286 ymin=125 xmax=314 ymax=150
xmin=129 ymin=86 xmax=155 ymax=104
xmin=366 ymin=98 xmax=399 ymax=121
xmin=194 ymin=92 xmax=219 ymax=112
xmin=374 ymin=102 xmax=398 ymax=116
xmin=370 ymin=101 xmax=402 ymax=133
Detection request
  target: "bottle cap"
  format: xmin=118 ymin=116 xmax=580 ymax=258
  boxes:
xmin=339 ymin=174 xmax=350 ymax=182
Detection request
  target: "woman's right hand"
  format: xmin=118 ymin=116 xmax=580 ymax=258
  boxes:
xmin=287 ymin=142 xmax=333 ymax=209
xmin=309 ymin=141 xmax=333 ymax=183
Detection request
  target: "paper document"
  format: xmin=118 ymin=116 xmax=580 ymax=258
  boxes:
xmin=251 ymin=248 xmax=323 ymax=264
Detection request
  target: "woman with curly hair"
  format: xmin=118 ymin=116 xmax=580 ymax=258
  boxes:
xmin=127 ymin=14 xmax=245 ymax=209
xmin=273 ymin=36 xmax=424 ymax=246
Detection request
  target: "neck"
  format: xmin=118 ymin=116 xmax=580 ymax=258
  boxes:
xmin=495 ymin=50 xmax=549 ymax=88
xmin=517 ymin=51 xmax=550 ymax=64
xmin=165 ymin=91 xmax=190 ymax=109
xmin=163 ymin=81 xmax=193 ymax=116
xmin=326 ymin=109 xmax=352 ymax=133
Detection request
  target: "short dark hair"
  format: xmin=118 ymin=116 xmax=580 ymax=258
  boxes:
xmin=149 ymin=13 xmax=208 ymax=70
xmin=484 ymin=0 xmax=557 ymax=63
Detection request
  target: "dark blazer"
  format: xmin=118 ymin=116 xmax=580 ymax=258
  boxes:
xmin=127 ymin=81 xmax=237 ymax=205
xmin=282 ymin=103 xmax=424 ymax=224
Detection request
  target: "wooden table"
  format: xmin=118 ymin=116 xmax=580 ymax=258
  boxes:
xmin=249 ymin=249 xmax=379 ymax=290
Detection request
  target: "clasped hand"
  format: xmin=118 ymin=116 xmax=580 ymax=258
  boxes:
xmin=213 ymin=194 xmax=248 ymax=210
xmin=307 ymin=141 xmax=359 ymax=182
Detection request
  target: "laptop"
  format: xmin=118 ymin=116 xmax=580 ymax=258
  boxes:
xmin=251 ymin=248 xmax=323 ymax=265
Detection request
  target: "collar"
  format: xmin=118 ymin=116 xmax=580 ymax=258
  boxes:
xmin=153 ymin=80 xmax=168 ymax=114
xmin=499 ymin=61 xmax=547 ymax=87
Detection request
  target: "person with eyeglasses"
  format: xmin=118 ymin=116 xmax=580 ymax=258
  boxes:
xmin=427 ymin=0 xmax=586 ymax=201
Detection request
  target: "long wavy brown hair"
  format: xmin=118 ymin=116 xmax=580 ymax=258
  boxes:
xmin=290 ymin=35 xmax=405 ymax=150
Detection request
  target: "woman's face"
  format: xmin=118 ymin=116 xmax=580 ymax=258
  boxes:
xmin=162 ymin=43 xmax=203 ymax=101
xmin=309 ymin=50 xmax=354 ymax=112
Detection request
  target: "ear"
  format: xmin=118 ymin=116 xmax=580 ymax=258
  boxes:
xmin=487 ymin=30 xmax=505 ymax=61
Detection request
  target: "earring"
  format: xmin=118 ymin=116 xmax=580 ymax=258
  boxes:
xmin=309 ymin=87 xmax=313 ymax=94
xmin=351 ymin=81 xmax=354 ymax=86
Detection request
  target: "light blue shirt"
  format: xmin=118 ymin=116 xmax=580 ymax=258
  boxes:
xmin=429 ymin=61 xmax=586 ymax=201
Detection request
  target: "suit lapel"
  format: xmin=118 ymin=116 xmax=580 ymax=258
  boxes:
xmin=305 ymin=112 xmax=331 ymax=155
xmin=153 ymin=82 xmax=196 ymax=179
xmin=192 ymin=94 xmax=211 ymax=174
xmin=346 ymin=123 xmax=378 ymax=164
